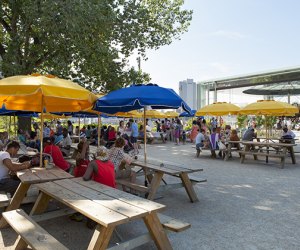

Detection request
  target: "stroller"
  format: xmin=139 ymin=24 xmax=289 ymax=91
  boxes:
xmin=122 ymin=134 xmax=135 ymax=156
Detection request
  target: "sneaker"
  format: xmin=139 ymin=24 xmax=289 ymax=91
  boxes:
xmin=69 ymin=213 xmax=83 ymax=222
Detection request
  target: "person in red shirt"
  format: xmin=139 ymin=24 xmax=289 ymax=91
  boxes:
xmin=83 ymin=146 xmax=115 ymax=188
xmin=43 ymin=137 xmax=70 ymax=172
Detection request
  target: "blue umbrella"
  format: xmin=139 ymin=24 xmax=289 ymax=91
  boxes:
xmin=0 ymin=107 xmax=38 ymax=117
xmin=93 ymin=83 xmax=192 ymax=165
xmin=93 ymin=83 xmax=192 ymax=114
xmin=179 ymin=109 xmax=197 ymax=117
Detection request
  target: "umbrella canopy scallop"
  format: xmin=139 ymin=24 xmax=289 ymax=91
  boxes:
xmin=239 ymin=100 xmax=299 ymax=116
xmin=0 ymin=75 xmax=98 ymax=112
xmin=196 ymin=102 xmax=240 ymax=116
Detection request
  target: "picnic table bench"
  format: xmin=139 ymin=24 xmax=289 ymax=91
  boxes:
xmin=0 ymin=166 xmax=73 ymax=228
xmin=11 ymin=177 xmax=187 ymax=249
xmin=2 ymin=209 xmax=68 ymax=250
xmin=130 ymin=159 xmax=206 ymax=202
xmin=238 ymin=141 xmax=296 ymax=168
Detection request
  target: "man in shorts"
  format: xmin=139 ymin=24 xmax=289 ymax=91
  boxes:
xmin=130 ymin=119 xmax=139 ymax=155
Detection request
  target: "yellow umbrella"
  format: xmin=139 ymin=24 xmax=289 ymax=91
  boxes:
xmin=164 ymin=111 xmax=179 ymax=118
xmin=113 ymin=110 xmax=143 ymax=118
xmin=145 ymin=110 xmax=165 ymax=118
xmin=0 ymin=74 xmax=98 ymax=166
xmin=0 ymin=74 xmax=98 ymax=112
xmin=196 ymin=102 xmax=240 ymax=116
xmin=239 ymin=100 xmax=299 ymax=116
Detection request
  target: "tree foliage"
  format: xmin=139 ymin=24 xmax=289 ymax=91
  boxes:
xmin=0 ymin=0 xmax=192 ymax=92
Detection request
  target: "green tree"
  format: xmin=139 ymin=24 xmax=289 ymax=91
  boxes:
xmin=0 ymin=0 xmax=192 ymax=92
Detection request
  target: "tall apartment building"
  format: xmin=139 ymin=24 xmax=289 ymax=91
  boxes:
xmin=197 ymin=83 xmax=207 ymax=109
xmin=179 ymin=79 xmax=197 ymax=110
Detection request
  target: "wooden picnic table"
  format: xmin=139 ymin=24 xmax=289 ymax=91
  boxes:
xmin=237 ymin=141 xmax=296 ymax=168
xmin=30 ymin=177 xmax=172 ymax=250
xmin=0 ymin=166 xmax=73 ymax=228
xmin=131 ymin=159 xmax=205 ymax=202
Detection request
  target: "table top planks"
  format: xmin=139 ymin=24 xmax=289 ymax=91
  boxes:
xmin=35 ymin=181 xmax=128 ymax=227
xmin=132 ymin=161 xmax=181 ymax=175
xmin=239 ymin=141 xmax=296 ymax=147
xmin=144 ymin=158 xmax=203 ymax=173
xmin=73 ymin=178 xmax=166 ymax=212
xmin=54 ymin=179 xmax=148 ymax=219
xmin=17 ymin=167 xmax=73 ymax=184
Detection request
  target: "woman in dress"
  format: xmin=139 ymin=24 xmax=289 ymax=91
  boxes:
xmin=190 ymin=120 xmax=199 ymax=143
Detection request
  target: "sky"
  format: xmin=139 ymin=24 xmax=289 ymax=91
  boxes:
xmin=130 ymin=0 xmax=300 ymax=105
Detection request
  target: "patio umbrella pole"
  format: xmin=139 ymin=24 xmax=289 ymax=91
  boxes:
xmin=78 ymin=117 xmax=80 ymax=135
xmin=143 ymin=107 xmax=148 ymax=187
xmin=98 ymin=114 xmax=101 ymax=147
xmin=8 ymin=116 xmax=11 ymax=140
xmin=40 ymin=96 xmax=44 ymax=167
xmin=143 ymin=108 xmax=147 ymax=162
xmin=13 ymin=114 xmax=16 ymax=139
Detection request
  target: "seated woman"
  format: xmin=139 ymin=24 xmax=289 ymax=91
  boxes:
xmin=230 ymin=129 xmax=241 ymax=149
xmin=208 ymin=128 xmax=220 ymax=158
xmin=74 ymin=139 xmax=91 ymax=177
xmin=43 ymin=137 xmax=70 ymax=172
xmin=83 ymin=146 xmax=115 ymax=188
xmin=108 ymin=137 xmax=135 ymax=182
xmin=106 ymin=126 xmax=116 ymax=148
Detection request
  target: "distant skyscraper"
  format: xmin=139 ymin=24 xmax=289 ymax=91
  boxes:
xmin=197 ymin=83 xmax=207 ymax=109
xmin=179 ymin=79 xmax=197 ymax=110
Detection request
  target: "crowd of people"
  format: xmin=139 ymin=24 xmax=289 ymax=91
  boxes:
xmin=0 ymin=116 xmax=298 ymax=211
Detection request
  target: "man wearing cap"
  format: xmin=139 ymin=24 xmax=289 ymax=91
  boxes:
xmin=59 ymin=128 xmax=72 ymax=157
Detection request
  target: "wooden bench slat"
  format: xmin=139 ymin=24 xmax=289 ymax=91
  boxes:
xmin=0 ymin=192 xmax=10 ymax=207
xmin=116 ymin=179 xmax=149 ymax=193
xmin=35 ymin=181 xmax=128 ymax=227
xmin=72 ymin=178 xmax=165 ymax=212
xmin=2 ymin=209 xmax=68 ymax=250
xmin=54 ymin=179 xmax=148 ymax=219
xmin=158 ymin=213 xmax=191 ymax=232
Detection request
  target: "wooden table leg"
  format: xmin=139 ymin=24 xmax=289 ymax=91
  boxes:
xmin=180 ymin=172 xmax=199 ymax=202
xmin=147 ymin=172 xmax=164 ymax=200
xmin=0 ymin=182 xmax=30 ymax=228
xmin=280 ymin=147 xmax=287 ymax=169
xmin=224 ymin=143 xmax=231 ymax=161
xmin=87 ymin=224 xmax=115 ymax=250
xmin=289 ymin=146 xmax=296 ymax=164
xmin=240 ymin=145 xmax=249 ymax=163
xmin=143 ymin=213 xmax=172 ymax=250
xmin=30 ymin=192 xmax=51 ymax=216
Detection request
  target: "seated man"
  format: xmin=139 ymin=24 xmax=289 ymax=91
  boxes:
xmin=43 ymin=137 xmax=70 ymax=172
xmin=242 ymin=127 xmax=256 ymax=141
xmin=281 ymin=127 xmax=296 ymax=139
xmin=59 ymin=128 xmax=72 ymax=157
xmin=0 ymin=141 xmax=31 ymax=195
xmin=195 ymin=129 xmax=206 ymax=157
